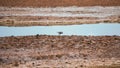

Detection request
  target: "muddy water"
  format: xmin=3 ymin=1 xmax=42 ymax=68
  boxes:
xmin=0 ymin=23 xmax=120 ymax=37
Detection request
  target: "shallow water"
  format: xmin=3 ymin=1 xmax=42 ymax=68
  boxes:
xmin=0 ymin=23 xmax=120 ymax=37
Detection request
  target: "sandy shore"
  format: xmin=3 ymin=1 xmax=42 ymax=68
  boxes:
xmin=0 ymin=35 xmax=120 ymax=68
xmin=0 ymin=6 xmax=120 ymax=26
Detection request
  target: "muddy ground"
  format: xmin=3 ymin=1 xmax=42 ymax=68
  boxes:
xmin=0 ymin=35 xmax=120 ymax=68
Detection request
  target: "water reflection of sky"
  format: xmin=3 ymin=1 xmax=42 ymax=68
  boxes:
xmin=0 ymin=23 xmax=120 ymax=37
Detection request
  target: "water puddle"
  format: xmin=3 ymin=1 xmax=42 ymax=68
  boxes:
xmin=0 ymin=23 xmax=120 ymax=37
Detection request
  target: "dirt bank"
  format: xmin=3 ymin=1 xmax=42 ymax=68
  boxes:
xmin=0 ymin=7 xmax=120 ymax=26
xmin=0 ymin=0 xmax=120 ymax=7
xmin=1 ymin=16 xmax=119 ymax=26
xmin=0 ymin=35 xmax=120 ymax=67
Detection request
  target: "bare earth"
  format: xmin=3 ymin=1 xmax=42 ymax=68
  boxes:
xmin=0 ymin=0 xmax=120 ymax=7
xmin=0 ymin=35 xmax=120 ymax=68
xmin=0 ymin=6 xmax=120 ymax=26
